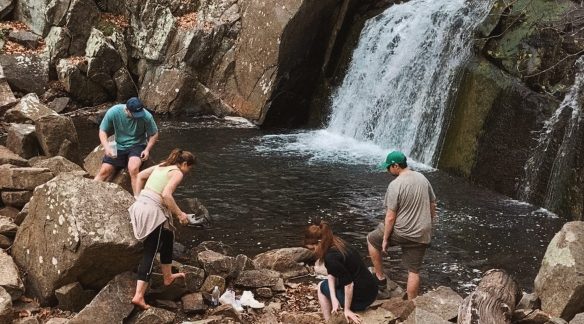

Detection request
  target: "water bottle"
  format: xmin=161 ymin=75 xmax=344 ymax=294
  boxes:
xmin=109 ymin=141 xmax=118 ymax=158
xmin=211 ymin=286 xmax=220 ymax=306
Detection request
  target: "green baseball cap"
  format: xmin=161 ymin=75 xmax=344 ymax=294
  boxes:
xmin=378 ymin=151 xmax=407 ymax=169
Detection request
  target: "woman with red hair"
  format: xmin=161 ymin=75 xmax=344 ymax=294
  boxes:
xmin=304 ymin=222 xmax=377 ymax=323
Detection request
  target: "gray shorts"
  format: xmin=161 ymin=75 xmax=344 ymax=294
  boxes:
xmin=367 ymin=223 xmax=428 ymax=273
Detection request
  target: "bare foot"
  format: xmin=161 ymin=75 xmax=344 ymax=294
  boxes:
xmin=163 ymin=272 xmax=185 ymax=286
xmin=131 ymin=297 xmax=151 ymax=310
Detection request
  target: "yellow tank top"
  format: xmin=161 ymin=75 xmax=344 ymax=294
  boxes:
xmin=144 ymin=165 xmax=180 ymax=194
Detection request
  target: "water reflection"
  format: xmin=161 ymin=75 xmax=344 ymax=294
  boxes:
xmin=77 ymin=118 xmax=563 ymax=295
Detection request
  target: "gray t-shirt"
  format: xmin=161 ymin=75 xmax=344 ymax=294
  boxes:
xmin=384 ymin=170 xmax=436 ymax=244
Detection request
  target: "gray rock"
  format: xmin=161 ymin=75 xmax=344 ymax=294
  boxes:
xmin=6 ymin=123 xmax=40 ymax=159
xmin=381 ymin=297 xmax=415 ymax=321
xmin=180 ymin=265 xmax=205 ymax=292
xmin=200 ymin=275 xmax=225 ymax=294
xmin=0 ymin=206 xmax=19 ymax=221
xmin=547 ymin=318 xmax=569 ymax=324
xmin=48 ymin=97 xmax=70 ymax=113
xmin=0 ymin=65 xmax=18 ymax=112
xmin=535 ymin=221 xmax=584 ymax=320
xmin=190 ymin=82 xmax=233 ymax=117
xmin=235 ymin=269 xmax=281 ymax=288
xmin=127 ymin=306 xmax=176 ymax=324
xmin=0 ymin=216 xmax=18 ymax=237
xmin=0 ymin=249 xmax=24 ymax=301
xmin=0 ymin=165 xmax=53 ymax=190
xmin=44 ymin=318 xmax=69 ymax=324
xmin=113 ymin=68 xmax=138 ymax=101
xmin=0 ymin=0 xmax=13 ymax=19
xmin=253 ymin=247 xmax=313 ymax=279
xmin=1 ymin=190 xmax=32 ymax=208
xmin=412 ymin=286 xmax=463 ymax=321
xmin=181 ymin=292 xmax=207 ymax=314
xmin=14 ymin=203 xmax=28 ymax=226
xmin=139 ymin=64 xmax=195 ymax=114
xmin=30 ymin=156 xmax=85 ymax=176
xmin=279 ymin=311 xmax=321 ymax=324
xmin=4 ymin=93 xmax=57 ymax=123
xmin=147 ymin=273 xmax=188 ymax=301
xmin=7 ymin=30 xmax=42 ymax=49
xmin=358 ymin=307 xmax=396 ymax=324
xmin=403 ymin=307 xmax=452 ymax=324
xmin=0 ymin=54 xmax=49 ymax=95
xmin=11 ymin=174 xmax=141 ymax=304
xmin=209 ymin=304 xmax=241 ymax=322
xmin=518 ymin=292 xmax=540 ymax=310
xmin=35 ymin=114 xmax=80 ymax=163
xmin=85 ymin=28 xmax=123 ymax=97
xmin=513 ymin=309 xmax=551 ymax=323
xmin=271 ymin=277 xmax=286 ymax=293
xmin=55 ymin=282 xmax=95 ymax=312
xmin=127 ymin=1 xmax=176 ymax=61
xmin=69 ymin=272 xmax=135 ymax=324
xmin=56 ymin=58 xmax=110 ymax=105
xmin=0 ymin=286 xmax=13 ymax=324
xmin=0 ymin=145 xmax=29 ymax=167
xmin=43 ymin=27 xmax=71 ymax=72
xmin=14 ymin=0 xmax=51 ymax=35
xmin=570 ymin=313 xmax=584 ymax=324
xmin=198 ymin=250 xmax=237 ymax=279
xmin=256 ymin=287 xmax=272 ymax=298
xmin=193 ymin=241 xmax=232 ymax=256
xmin=0 ymin=234 xmax=12 ymax=249
xmin=61 ymin=0 xmax=100 ymax=56
xmin=13 ymin=316 xmax=40 ymax=324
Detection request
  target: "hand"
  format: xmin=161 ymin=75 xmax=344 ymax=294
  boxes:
xmin=344 ymin=309 xmax=362 ymax=324
xmin=331 ymin=299 xmax=340 ymax=314
xmin=140 ymin=149 xmax=150 ymax=161
xmin=178 ymin=212 xmax=189 ymax=225
xmin=104 ymin=147 xmax=114 ymax=157
xmin=382 ymin=239 xmax=388 ymax=254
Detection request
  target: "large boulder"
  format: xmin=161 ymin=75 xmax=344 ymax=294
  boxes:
xmin=0 ymin=287 xmax=12 ymax=324
xmin=0 ymin=145 xmax=29 ymax=167
xmin=127 ymin=306 xmax=176 ymax=324
xmin=253 ymin=247 xmax=313 ymax=279
xmin=43 ymin=27 xmax=71 ymax=75
xmin=535 ymin=221 xmax=584 ymax=320
xmin=197 ymin=250 xmax=237 ymax=278
xmin=0 ymin=164 xmax=53 ymax=190
xmin=56 ymin=58 xmax=110 ymax=105
xmin=6 ymin=123 xmax=40 ymax=159
xmin=4 ymin=93 xmax=57 ymax=124
xmin=35 ymin=114 xmax=80 ymax=163
xmin=54 ymin=282 xmax=95 ymax=312
xmin=127 ymin=0 xmax=177 ymax=61
xmin=139 ymin=64 xmax=196 ymax=114
xmin=0 ymin=54 xmax=49 ymax=95
xmin=13 ymin=0 xmax=50 ymax=35
xmin=1 ymin=190 xmax=32 ymax=208
xmin=0 ymin=0 xmax=13 ymax=19
xmin=0 ymin=216 xmax=18 ymax=237
xmin=0 ymin=249 xmax=25 ymax=301
xmin=30 ymin=156 xmax=85 ymax=176
xmin=7 ymin=30 xmax=42 ymax=49
xmin=69 ymin=272 xmax=135 ymax=324
xmin=12 ymin=174 xmax=141 ymax=304
xmin=412 ymin=286 xmax=463 ymax=321
xmin=0 ymin=64 xmax=18 ymax=112
xmin=85 ymin=28 xmax=125 ymax=98
xmin=235 ymin=269 xmax=281 ymax=288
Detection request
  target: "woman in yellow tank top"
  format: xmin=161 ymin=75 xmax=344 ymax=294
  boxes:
xmin=128 ymin=148 xmax=195 ymax=310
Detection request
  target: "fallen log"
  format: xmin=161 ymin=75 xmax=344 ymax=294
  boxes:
xmin=458 ymin=269 xmax=521 ymax=324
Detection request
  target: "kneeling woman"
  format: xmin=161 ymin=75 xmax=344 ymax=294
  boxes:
xmin=305 ymin=222 xmax=377 ymax=324
xmin=129 ymin=149 xmax=195 ymax=309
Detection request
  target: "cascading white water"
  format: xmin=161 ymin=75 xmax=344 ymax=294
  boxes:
xmin=518 ymin=57 xmax=584 ymax=211
xmin=326 ymin=0 xmax=493 ymax=165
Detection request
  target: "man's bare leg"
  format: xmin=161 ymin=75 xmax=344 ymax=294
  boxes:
xmin=406 ymin=271 xmax=420 ymax=300
xmin=128 ymin=156 xmax=142 ymax=197
xmin=368 ymin=240 xmax=386 ymax=281
xmin=94 ymin=163 xmax=116 ymax=182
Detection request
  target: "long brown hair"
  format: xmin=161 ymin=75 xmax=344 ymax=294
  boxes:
xmin=304 ymin=221 xmax=348 ymax=261
xmin=160 ymin=148 xmax=196 ymax=166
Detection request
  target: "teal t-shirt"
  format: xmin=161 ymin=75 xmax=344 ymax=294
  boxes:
xmin=99 ymin=104 xmax=158 ymax=151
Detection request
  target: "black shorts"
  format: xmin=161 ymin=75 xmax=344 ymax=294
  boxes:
xmin=102 ymin=144 xmax=145 ymax=169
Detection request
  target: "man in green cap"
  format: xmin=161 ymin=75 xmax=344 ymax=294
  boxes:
xmin=367 ymin=151 xmax=436 ymax=300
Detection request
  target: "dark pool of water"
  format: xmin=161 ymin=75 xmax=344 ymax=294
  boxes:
xmin=76 ymin=117 xmax=563 ymax=295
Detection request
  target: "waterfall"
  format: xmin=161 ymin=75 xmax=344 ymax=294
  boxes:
xmin=326 ymin=0 xmax=493 ymax=165
xmin=518 ymin=57 xmax=584 ymax=212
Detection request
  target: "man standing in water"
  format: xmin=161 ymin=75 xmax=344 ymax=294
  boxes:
xmin=367 ymin=151 xmax=436 ymax=299
xmin=94 ymin=97 xmax=159 ymax=197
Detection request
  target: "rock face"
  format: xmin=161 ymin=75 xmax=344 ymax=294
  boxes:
xmin=55 ymin=282 xmax=95 ymax=312
xmin=439 ymin=57 xmax=559 ymax=198
xmin=12 ymin=174 xmax=141 ymax=304
xmin=4 ymin=93 xmax=58 ymax=124
xmin=69 ymin=272 xmax=135 ymax=324
xmin=0 ymin=250 xmax=25 ymax=301
xmin=0 ymin=287 xmax=13 ymax=324
xmin=535 ymin=221 xmax=584 ymax=320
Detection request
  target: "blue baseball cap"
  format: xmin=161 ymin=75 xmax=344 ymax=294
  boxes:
xmin=126 ymin=97 xmax=146 ymax=119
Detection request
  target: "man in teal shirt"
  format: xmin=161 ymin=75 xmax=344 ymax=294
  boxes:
xmin=94 ymin=97 xmax=159 ymax=197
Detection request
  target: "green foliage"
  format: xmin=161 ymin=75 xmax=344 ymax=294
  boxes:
xmin=96 ymin=19 xmax=116 ymax=37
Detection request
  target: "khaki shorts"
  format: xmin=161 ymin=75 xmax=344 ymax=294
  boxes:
xmin=367 ymin=223 xmax=428 ymax=273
